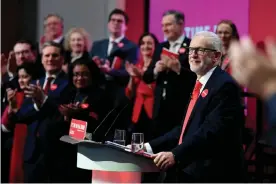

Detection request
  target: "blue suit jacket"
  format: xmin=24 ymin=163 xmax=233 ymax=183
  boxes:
xmin=90 ymin=37 xmax=138 ymax=77
xmin=149 ymin=67 xmax=246 ymax=182
xmin=12 ymin=72 xmax=68 ymax=162
xmin=267 ymin=94 xmax=276 ymax=128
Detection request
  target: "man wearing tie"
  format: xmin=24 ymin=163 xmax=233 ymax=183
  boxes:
xmin=144 ymin=31 xmax=246 ymax=182
xmin=90 ymin=9 xmax=138 ymax=110
xmin=7 ymin=42 xmax=68 ymax=182
xmin=143 ymin=10 xmax=196 ymax=138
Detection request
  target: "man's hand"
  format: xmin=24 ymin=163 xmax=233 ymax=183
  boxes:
xmin=24 ymin=80 xmax=46 ymax=107
xmin=92 ymin=56 xmax=104 ymax=68
xmin=152 ymin=151 xmax=176 ymax=170
xmin=154 ymin=60 xmax=167 ymax=74
xmin=167 ymin=57 xmax=181 ymax=74
xmin=100 ymin=60 xmax=111 ymax=73
xmin=229 ymin=37 xmax=276 ymax=100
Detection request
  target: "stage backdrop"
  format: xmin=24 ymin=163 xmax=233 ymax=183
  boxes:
xmin=149 ymin=0 xmax=249 ymax=41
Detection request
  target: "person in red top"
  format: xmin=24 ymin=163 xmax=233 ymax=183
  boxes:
xmin=125 ymin=33 xmax=159 ymax=141
xmin=1 ymin=63 xmax=38 ymax=183
xmin=216 ymin=20 xmax=240 ymax=74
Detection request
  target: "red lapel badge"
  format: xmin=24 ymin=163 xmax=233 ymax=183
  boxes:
xmin=50 ymin=84 xmax=58 ymax=91
xmin=81 ymin=103 xmax=89 ymax=109
xmin=179 ymin=47 xmax=186 ymax=54
xmin=201 ymin=89 xmax=208 ymax=98
xmin=118 ymin=42 xmax=124 ymax=48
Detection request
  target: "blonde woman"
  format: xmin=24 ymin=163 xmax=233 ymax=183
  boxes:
xmin=63 ymin=28 xmax=92 ymax=73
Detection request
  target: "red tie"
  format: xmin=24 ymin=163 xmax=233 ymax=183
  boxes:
xmin=44 ymin=77 xmax=54 ymax=94
xmin=178 ymin=80 xmax=202 ymax=144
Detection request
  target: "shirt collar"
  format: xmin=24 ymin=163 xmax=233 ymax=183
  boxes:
xmin=45 ymin=71 xmax=61 ymax=80
xmin=198 ymin=66 xmax=217 ymax=87
xmin=169 ymin=34 xmax=185 ymax=46
xmin=109 ymin=35 xmax=125 ymax=43
xmin=53 ymin=35 xmax=64 ymax=43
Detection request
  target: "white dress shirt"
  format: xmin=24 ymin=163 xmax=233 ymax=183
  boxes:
xmin=107 ymin=35 xmax=125 ymax=56
xmin=145 ymin=66 xmax=217 ymax=153
xmin=53 ymin=35 xmax=64 ymax=44
xmin=169 ymin=34 xmax=185 ymax=53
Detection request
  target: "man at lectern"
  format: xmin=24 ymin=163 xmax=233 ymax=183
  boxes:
xmin=143 ymin=31 xmax=246 ymax=182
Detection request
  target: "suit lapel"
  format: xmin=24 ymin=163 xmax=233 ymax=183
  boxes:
xmin=102 ymin=39 xmax=109 ymax=58
xmin=188 ymin=67 xmax=222 ymax=122
xmin=163 ymin=41 xmax=170 ymax=49
xmin=109 ymin=37 xmax=129 ymax=57
xmin=178 ymin=37 xmax=190 ymax=64
xmin=47 ymin=72 xmax=66 ymax=96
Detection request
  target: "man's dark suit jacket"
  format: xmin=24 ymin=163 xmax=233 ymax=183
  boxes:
xmin=267 ymin=94 xmax=276 ymax=128
xmin=89 ymin=37 xmax=138 ymax=125
xmin=11 ymin=72 xmax=68 ymax=182
xmin=149 ymin=67 xmax=246 ymax=182
xmin=143 ymin=37 xmax=196 ymax=137
xmin=90 ymin=37 xmax=138 ymax=78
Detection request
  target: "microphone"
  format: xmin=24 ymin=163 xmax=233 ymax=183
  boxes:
xmin=102 ymin=104 xmax=129 ymax=144
xmin=92 ymin=107 xmax=116 ymax=140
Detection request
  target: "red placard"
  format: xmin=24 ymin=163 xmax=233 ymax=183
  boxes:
xmin=161 ymin=48 xmax=179 ymax=58
xmin=111 ymin=56 xmax=123 ymax=70
xmin=69 ymin=119 xmax=87 ymax=140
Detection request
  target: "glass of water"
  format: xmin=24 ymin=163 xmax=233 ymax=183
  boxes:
xmin=131 ymin=133 xmax=144 ymax=152
xmin=113 ymin=129 xmax=126 ymax=146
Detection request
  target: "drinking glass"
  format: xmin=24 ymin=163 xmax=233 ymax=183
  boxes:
xmin=131 ymin=133 xmax=144 ymax=152
xmin=113 ymin=129 xmax=126 ymax=146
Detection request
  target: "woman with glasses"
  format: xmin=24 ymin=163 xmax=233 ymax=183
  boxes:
xmin=48 ymin=58 xmax=107 ymax=182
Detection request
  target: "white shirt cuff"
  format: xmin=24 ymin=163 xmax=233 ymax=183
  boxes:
xmin=34 ymin=95 xmax=48 ymax=111
xmin=144 ymin=143 xmax=154 ymax=154
xmin=2 ymin=124 xmax=11 ymax=132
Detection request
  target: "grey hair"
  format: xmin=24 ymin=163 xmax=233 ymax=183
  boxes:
xmin=193 ymin=31 xmax=222 ymax=52
xmin=162 ymin=10 xmax=185 ymax=24
xmin=42 ymin=41 xmax=65 ymax=56
xmin=44 ymin=13 xmax=64 ymax=28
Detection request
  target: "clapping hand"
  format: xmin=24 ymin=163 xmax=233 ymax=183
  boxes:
xmin=92 ymin=56 xmax=104 ymax=68
xmin=167 ymin=57 xmax=181 ymax=74
xmin=6 ymin=88 xmax=17 ymax=112
xmin=125 ymin=62 xmax=142 ymax=77
xmin=154 ymin=60 xmax=167 ymax=74
xmin=229 ymin=37 xmax=276 ymax=99
xmin=59 ymin=102 xmax=81 ymax=121
xmin=99 ymin=60 xmax=111 ymax=73
xmin=24 ymin=80 xmax=45 ymax=107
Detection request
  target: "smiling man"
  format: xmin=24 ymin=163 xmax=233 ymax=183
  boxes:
xmin=143 ymin=10 xmax=196 ymax=142
xmin=7 ymin=41 xmax=68 ymax=182
xmin=144 ymin=31 xmax=246 ymax=182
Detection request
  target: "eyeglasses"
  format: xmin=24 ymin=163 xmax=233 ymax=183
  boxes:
xmin=15 ymin=50 xmax=31 ymax=56
xmin=186 ymin=47 xmax=217 ymax=55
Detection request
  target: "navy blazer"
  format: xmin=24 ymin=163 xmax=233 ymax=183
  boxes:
xmin=12 ymin=72 xmax=68 ymax=162
xmin=149 ymin=67 xmax=246 ymax=182
xmin=267 ymin=94 xmax=276 ymax=128
xmin=90 ymin=37 xmax=138 ymax=77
